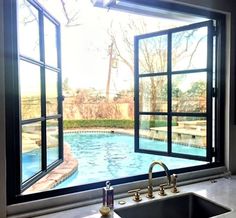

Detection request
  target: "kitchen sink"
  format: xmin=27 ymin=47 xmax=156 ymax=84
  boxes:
xmin=114 ymin=193 xmax=231 ymax=218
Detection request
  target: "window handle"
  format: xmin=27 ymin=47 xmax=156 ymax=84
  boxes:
xmin=58 ymin=96 xmax=65 ymax=101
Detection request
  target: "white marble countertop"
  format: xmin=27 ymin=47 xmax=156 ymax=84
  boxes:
xmin=36 ymin=176 xmax=236 ymax=218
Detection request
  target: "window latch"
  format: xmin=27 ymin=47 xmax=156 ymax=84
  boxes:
xmin=212 ymin=88 xmax=216 ymax=97
xmin=212 ymin=147 xmax=216 ymax=157
xmin=58 ymin=96 xmax=65 ymax=101
xmin=213 ymin=25 xmax=217 ymax=36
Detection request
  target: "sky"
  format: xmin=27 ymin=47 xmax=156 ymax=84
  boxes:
xmin=20 ymin=0 xmax=206 ymax=95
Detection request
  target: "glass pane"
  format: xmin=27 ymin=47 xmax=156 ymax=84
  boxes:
xmin=20 ymin=61 xmax=41 ymax=120
xmin=139 ymin=76 xmax=167 ymax=112
xmin=172 ymin=72 xmax=207 ymax=113
xmin=172 ymin=116 xmax=206 ymax=157
xmin=139 ymin=35 xmax=167 ymax=74
xmin=22 ymin=122 xmax=42 ymax=183
xmin=139 ymin=115 xmax=168 ymax=152
xmin=19 ymin=0 xmax=40 ymax=60
xmin=44 ymin=17 xmax=58 ymax=67
xmin=172 ymin=27 xmax=208 ymax=71
xmin=47 ymin=119 xmax=59 ymax=166
xmin=46 ymin=69 xmax=58 ymax=115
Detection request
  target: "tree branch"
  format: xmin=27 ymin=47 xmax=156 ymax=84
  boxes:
xmin=187 ymin=35 xmax=206 ymax=69
xmin=60 ymin=0 xmax=81 ymax=27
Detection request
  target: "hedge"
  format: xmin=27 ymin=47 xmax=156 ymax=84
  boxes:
xmin=63 ymin=119 xmax=175 ymax=129
xmin=63 ymin=119 xmax=134 ymax=129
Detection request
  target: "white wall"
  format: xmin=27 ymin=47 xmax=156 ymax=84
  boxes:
xmin=0 ymin=0 xmax=6 ymax=216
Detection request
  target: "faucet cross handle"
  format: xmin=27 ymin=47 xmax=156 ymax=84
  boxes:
xmin=128 ymin=189 xmax=142 ymax=202
xmin=146 ymin=185 xmax=155 ymax=199
xmin=158 ymin=184 xmax=167 ymax=196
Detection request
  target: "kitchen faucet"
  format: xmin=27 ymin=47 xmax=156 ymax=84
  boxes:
xmin=147 ymin=161 xmax=171 ymax=198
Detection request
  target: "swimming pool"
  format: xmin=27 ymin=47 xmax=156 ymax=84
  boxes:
xmin=55 ymin=132 xmax=206 ymax=189
xmin=22 ymin=147 xmax=58 ymax=183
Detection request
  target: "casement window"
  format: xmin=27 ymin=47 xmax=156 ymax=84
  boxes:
xmin=135 ymin=21 xmax=214 ymax=162
xmin=5 ymin=0 xmax=225 ymax=204
xmin=19 ymin=0 xmax=63 ymax=191
xmin=6 ymin=0 xmax=63 ymax=203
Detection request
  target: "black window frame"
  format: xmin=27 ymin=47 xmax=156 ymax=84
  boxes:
xmin=134 ymin=20 xmax=214 ymax=162
xmin=19 ymin=0 xmax=64 ymax=191
xmin=4 ymin=0 xmax=226 ymax=205
xmin=5 ymin=0 xmax=64 ymax=204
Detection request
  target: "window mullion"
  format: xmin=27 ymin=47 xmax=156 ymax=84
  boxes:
xmin=39 ymin=10 xmax=47 ymax=171
xmin=134 ymin=36 xmax=139 ymax=152
xmin=56 ymin=24 xmax=64 ymax=160
xmin=206 ymin=21 xmax=214 ymax=162
xmin=167 ymin=32 xmax=172 ymax=155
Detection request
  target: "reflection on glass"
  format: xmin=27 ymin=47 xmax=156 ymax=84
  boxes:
xmin=20 ymin=61 xmax=41 ymax=120
xmin=172 ymin=27 xmax=207 ymax=71
xmin=46 ymin=69 xmax=58 ymax=115
xmin=172 ymin=72 xmax=206 ymax=113
xmin=139 ymin=115 xmax=168 ymax=152
xmin=19 ymin=0 xmax=40 ymax=60
xmin=139 ymin=76 xmax=167 ymax=112
xmin=44 ymin=17 xmax=58 ymax=67
xmin=172 ymin=116 xmax=206 ymax=157
xmin=21 ymin=122 xmax=42 ymax=183
xmin=139 ymin=35 xmax=167 ymax=74
xmin=47 ymin=119 xmax=59 ymax=166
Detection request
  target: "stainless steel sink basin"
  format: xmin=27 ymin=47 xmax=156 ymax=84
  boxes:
xmin=114 ymin=193 xmax=231 ymax=218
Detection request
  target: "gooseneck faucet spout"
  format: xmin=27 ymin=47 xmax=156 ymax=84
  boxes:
xmin=147 ymin=161 xmax=171 ymax=198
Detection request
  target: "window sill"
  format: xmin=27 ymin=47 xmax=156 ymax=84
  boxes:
xmin=7 ymin=166 xmax=229 ymax=217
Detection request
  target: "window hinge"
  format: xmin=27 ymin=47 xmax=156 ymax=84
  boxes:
xmin=212 ymin=147 xmax=216 ymax=157
xmin=212 ymin=88 xmax=216 ymax=97
xmin=213 ymin=25 xmax=217 ymax=36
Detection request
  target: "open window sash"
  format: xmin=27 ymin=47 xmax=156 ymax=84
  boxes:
xmin=134 ymin=20 xmax=214 ymax=162
xmin=18 ymin=0 xmax=63 ymax=191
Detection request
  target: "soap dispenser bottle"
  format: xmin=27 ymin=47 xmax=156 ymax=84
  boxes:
xmin=103 ymin=181 xmax=114 ymax=209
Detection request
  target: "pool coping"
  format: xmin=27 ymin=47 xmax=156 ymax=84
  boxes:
xmin=23 ymin=128 xmax=205 ymax=194
xmin=64 ymin=128 xmax=134 ymax=135
xmin=64 ymin=128 xmax=206 ymax=148
xmin=23 ymin=129 xmax=134 ymax=194
xmin=23 ymin=143 xmax=78 ymax=194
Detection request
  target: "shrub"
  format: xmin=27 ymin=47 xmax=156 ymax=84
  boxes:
xmin=63 ymin=119 xmax=177 ymax=129
xmin=63 ymin=119 xmax=134 ymax=129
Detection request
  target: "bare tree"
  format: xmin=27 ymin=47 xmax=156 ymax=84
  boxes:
xmin=21 ymin=0 xmax=81 ymax=27
xmin=106 ymin=42 xmax=114 ymax=100
xmin=108 ymin=17 xmax=207 ymax=115
xmin=59 ymin=0 xmax=81 ymax=27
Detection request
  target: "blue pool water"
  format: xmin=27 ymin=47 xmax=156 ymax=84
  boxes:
xmin=22 ymin=148 xmax=58 ymax=183
xmin=54 ymin=133 xmax=206 ymax=189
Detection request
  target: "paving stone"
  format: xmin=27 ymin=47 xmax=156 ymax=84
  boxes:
xmin=23 ymin=144 xmax=78 ymax=194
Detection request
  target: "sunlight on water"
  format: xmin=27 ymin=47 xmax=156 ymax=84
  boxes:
xmin=55 ymin=133 xmax=206 ymax=188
